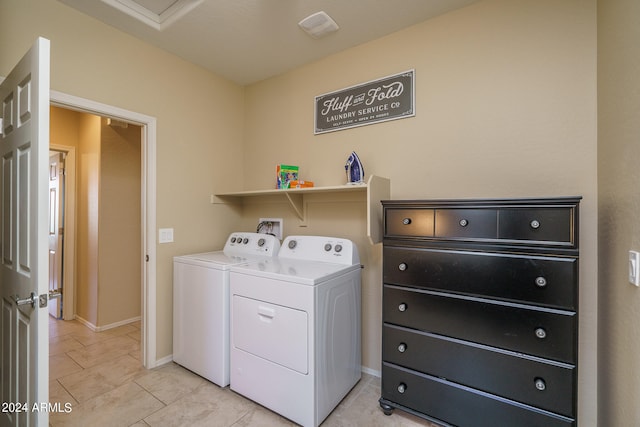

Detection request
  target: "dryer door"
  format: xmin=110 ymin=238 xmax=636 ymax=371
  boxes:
xmin=232 ymin=295 xmax=308 ymax=374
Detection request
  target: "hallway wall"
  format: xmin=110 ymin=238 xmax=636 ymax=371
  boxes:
xmin=98 ymin=119 xmax=141 ymax=327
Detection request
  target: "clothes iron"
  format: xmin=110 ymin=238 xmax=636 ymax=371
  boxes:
xmin=345 ymin=151 xmax=365 ymax=184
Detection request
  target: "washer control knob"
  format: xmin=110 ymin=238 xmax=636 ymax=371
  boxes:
xmin=288 ymin=240 xmax=297 ymax=249
xmin=230 ymin=237 xmax=236 ymax=243
xmin=335 ymin=244 xmax=343 ymax=253
xmin=243 ymin=238 xmax=249 ymax=244
xmin=258 ymin=238 xmax=266 ymax=247
xmin=324 ymin=243 xmax=332 ymax=251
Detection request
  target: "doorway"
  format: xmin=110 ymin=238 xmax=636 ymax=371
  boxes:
xmin=50 ymin=107 xmax=143 ymax=330
xmin=50 ymin=90 xmax=158 ymax=370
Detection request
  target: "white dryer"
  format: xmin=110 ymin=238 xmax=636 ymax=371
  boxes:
xmin=230 ymin=235 xmax=362 ymax=427
xmin=173 ymin=232 xmax=280 ymax=387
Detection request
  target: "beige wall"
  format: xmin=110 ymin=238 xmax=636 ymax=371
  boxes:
xmin=50 ymin=106 xmax=80 ymax=149
xmin=243 ymin=0 xmax=597 ymax=423
xmin=597 ymin=0 xmax=640 ymax=425
xmin=99 ymin=119 xmax=141 ymax=327
xmin=1 ymin=0 xmax=246 ymax=357
xmin=76 ymin=113 xmax=101 ymax=325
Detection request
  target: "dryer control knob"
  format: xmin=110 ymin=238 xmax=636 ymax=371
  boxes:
xmin=335 ymin=244 xmax=343 ymax=252
xmin=258 ymin=238 xmax=266 ymax=247
xmin=324 ymin=244 xmax=332 ymax=251
xmin=288 ymin=240 xmax=297 ymax=249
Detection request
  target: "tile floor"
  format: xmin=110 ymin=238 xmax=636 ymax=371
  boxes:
xmin=49 ymin=317 xmax=435 ymax=426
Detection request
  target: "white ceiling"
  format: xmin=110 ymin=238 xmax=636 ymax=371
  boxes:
xmin=57 ymin=0 xmax=481 ymax=85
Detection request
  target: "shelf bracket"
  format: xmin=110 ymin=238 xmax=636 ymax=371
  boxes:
xmin=285 ymin=192 xmax=306 ymax=223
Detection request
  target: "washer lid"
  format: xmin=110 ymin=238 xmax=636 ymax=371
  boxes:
xmin=174 ymin=251 xmax=251 ymax=269
xmin=230 ymin=258 xmax=360 ymax=285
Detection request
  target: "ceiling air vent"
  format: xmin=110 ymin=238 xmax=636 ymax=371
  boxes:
xmin=298 ymin=11 xmax=339 ymax=39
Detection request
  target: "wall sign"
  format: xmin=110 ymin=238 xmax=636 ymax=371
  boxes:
xmin=314 ymin=70 xmax=415 ymax=134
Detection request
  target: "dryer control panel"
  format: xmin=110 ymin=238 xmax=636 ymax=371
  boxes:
xmin=280 ymin=235 xmax=360 ymax=265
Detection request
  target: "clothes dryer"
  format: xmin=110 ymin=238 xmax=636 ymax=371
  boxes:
xmin=230 ymin=235 xmax=362 ymax=427
xmin=173 ymin=232 xmax=280 ymax=387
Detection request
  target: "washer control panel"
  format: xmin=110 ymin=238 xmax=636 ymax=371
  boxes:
xmin=280 ymin=235 xmax=360 ymax=265
xmin=224 ymin=232 xmax=280 ymax=257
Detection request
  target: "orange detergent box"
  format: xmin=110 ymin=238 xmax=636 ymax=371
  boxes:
xmin=290 ymin=180 xmax=314 ymax=188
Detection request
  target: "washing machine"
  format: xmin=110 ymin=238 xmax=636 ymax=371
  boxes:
xmin=172 ymin=232 xmax=280 ymax=387
xmin=229 ymin=235 xmax=362 ymax=427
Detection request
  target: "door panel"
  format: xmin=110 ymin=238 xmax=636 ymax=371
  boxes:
xmin=0 ymin=37 xmax=50 ymax=427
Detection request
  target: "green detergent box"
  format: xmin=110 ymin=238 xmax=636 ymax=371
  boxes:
xmin=276 ymin=164 xmax=299 ymax=189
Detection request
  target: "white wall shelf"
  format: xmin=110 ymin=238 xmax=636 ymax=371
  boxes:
xmin=213 ymin=175 xmax=390 ymax=244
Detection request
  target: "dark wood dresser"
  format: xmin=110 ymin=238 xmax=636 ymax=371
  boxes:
xmin=379 ymin=197 xmax=580 ymax=427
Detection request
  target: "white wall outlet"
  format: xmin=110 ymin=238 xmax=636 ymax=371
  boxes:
xmin=258 ymin=218 xmax=283 ymax=240
xmin=159 ymin=228 xmax=174 ymax=244
xmin=629 ymin=250 xmax=640 ymax=286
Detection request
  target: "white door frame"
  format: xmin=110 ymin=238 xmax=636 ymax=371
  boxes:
xmin=50 ymin=91 xmax=157 ymax=369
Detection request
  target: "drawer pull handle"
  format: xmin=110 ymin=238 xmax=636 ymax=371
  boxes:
xmin=535 ymin=276 xmax=547 ymax=287
xmin=530 ymin=220 xmax=541 ymax=229
xmin=398 ymin=303 xmax=407 ymax=312
xmin=397 ymin=383 xmax=407 ymax=394
xmin=398 ymin=343 xmax=407 ymax=353
xmin=398 ymin=263 xmax=408 ymax=271
xmin=459 ymin=219 xmax=468 ymax=227
xmin=535 ymin=328 xmax=547 ymax=339
xmin=402 ymin=218 xmax=412 ymax=225
xmin=534 ymin=378 xmax=546 ymax=391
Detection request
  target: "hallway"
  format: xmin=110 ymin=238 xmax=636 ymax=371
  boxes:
xmin=48 ymin=317 xmax=432 ymax=426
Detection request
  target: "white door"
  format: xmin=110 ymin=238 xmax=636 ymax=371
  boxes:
xmin=48 ymin=152 xmax=64 ymax=318
xmin=0 ymin=37 xmax=50 ymax=427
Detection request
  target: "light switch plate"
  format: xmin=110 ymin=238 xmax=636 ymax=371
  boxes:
xmin=159 ymin=228 xmax=174 ymax=244
xmin=629 ymin=250 xmax=640 ymax=286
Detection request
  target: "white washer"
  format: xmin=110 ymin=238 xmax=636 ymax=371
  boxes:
xmin=173 ymin=232 xmax=280 ymax=387
xmin=230 ymin=235 xmax=362 ymax=427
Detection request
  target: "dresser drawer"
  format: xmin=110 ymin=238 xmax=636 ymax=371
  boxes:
xmin=383 ymin=324 xmax=575 ymax=417
xmin=498 ymin=207 xmax=575 ymax=246
xmin=381 ymin=363 xmax=575 ymax=427
xmin=383 ymin=285 xmax=576 ymax=363
xmin=384 ymin=247 xmax=577 ymax=310
xmin=385 ymin=208 xmax=434 ymax=237
xmin=434 ymin=209 xmax=497 ymax=239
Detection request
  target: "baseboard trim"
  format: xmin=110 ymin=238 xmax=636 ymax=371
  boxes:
xmin=361 ymin=365 xmax=381 ymax=378
xmin=74 ymin=315 xmax=141 ymax=332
